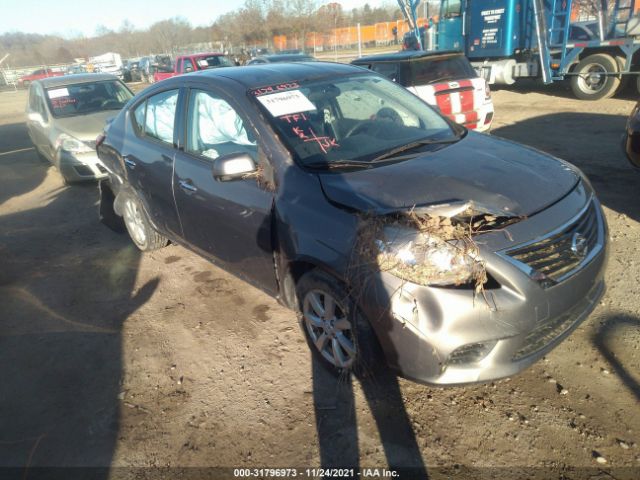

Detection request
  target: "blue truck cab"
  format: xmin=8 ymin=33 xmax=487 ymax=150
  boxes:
xmin=437 ymin=0 xmax=554 ymax=59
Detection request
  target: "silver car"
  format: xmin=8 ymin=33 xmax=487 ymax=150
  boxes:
xmin=25 ymin=73 xmax=133 ymax=183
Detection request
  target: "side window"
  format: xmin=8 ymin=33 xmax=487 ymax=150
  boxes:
xmin=144 ymin=90 xmax=179 ymax=144
xmin=183 ymin=58 xmax=194 ymax=72
xmin=372 ymin=63 xmax=399 ymax=82
xmin=132 ymin=101 xmax=146 ymax=135
xmin=186 ymin=89 xmax=257 ymax=161
xmin=177 ymin=58 xmax=183 ymax=72
xmin=33 ymin=87 xmax=48 ymax=121
xmin=28 ymin=85 xmax=38 ymax=111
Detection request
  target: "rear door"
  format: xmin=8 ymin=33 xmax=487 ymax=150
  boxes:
xmin=122 ymin=88 xmax=182 ymax=238
xmin=173 ymin=85 xmax=277 ymax=293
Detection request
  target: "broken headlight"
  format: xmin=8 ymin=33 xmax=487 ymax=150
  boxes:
xmin=376 ymin=225 xmax=484 ymax=287
xmin=56 ymin=133 xmax=94 ymax=154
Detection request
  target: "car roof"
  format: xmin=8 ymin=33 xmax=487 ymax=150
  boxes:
xmin=190 ymin=62 xmax=361 ymax=89
xmin=189 ymin=52 xmax=227 ymax=57
xmin=252 ymin=54 xmax=315 ymax=63
xmin=38 ymin=73 xmax=118 ymax=88
xmin=352 ymin=50 xmax=463 ymax=63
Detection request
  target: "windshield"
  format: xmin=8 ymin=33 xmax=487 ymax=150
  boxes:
xmin=250 ymin=74 xmax=457 ymax=167
xmin=195 ymin=55 xmax=233 ymax=69
xmin=45 ymin=80 xmax=133 ymax=117
xmin=408 ymin=55 xmax=478 ymax=85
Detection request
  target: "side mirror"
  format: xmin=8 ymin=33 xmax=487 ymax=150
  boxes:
xmin=212 ymin=152 xmax=257 ymax=181
xmin=27 ymin=111 xmax=44 ymax=125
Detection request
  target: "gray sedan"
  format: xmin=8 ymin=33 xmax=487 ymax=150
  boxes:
xmin=97 ymin=63 xmax=607 ymax=385
xmin=25 ymin=73 xmax=133 ymax=183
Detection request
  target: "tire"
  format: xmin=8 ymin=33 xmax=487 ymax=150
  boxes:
xmin=22 ymin=80 xmax=30 ymax=89
xmin=296 ymin=269 xmax=381 ymax=377
xmin=570 ymin=53 xmax=620 ymax=100
xmin=122 ymin=194 xmax=168 ymax=251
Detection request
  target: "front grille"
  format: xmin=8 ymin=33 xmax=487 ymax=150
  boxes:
xmin=506 ymin=201 xmax=600 ymax=284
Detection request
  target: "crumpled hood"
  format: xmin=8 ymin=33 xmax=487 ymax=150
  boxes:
xmin=55 ymin=111 xmax=116 ymax=143
xmin=318 ymin=132 xmax=580 ymax=217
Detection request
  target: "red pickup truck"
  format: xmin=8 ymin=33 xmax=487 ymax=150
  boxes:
xmin=153 ymin=53 xmax=233 ymax=82
xmin=18 ymin=68 xmax=63 ymax=87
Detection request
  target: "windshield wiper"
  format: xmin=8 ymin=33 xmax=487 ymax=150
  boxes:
xmin=305 ymin=159 xmax=373 ymax=170
xmin=370 ymin=136 xmax=461 ymax=164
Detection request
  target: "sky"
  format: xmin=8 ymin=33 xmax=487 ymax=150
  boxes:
xmin=1 ymin=0 xmax=387 ymax=37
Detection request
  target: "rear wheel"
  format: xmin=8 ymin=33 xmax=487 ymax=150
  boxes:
xmin=296 ymin=269 xmax=381 ymax=376
xmin=122 ymin=195 xmax=168 ymax=251
xmin=570 ymin=53 xmax=620 ymax=100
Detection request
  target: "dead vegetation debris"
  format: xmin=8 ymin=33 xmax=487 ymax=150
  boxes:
xmin=351 ymin=203 xmax=523 ymax=298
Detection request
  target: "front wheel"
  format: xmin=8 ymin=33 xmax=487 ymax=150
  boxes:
xmin=570 ymin=53 xmax=620 ymax=100
xmin=122 ymin=194 xmax=168 ymax=251
xmin=296 ymin=269 xmax=381 ymax=376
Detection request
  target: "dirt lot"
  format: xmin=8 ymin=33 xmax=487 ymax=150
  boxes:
xmin=1 ymin=81 xmax=639 ymax=480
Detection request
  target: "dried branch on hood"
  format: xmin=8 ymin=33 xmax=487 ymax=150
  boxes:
xmin=350 ymin=204 xmax=523 ymax=298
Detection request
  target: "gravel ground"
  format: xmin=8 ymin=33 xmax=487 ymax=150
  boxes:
xmin=0 ymin=81 xmax=639 ymax=480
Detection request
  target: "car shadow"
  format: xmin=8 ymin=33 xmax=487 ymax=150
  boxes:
xmin=0 ymin=122 xmax=46 ymax=205
xmin=592 ymin=312 xmax=640 ymax=402
xmin=492 ymin=111 xmax=640 ymax=222
xmin=0 ymin=140 xmax=157 ymax=475
xmin=312 ymin=358 xmax=428 ymax=479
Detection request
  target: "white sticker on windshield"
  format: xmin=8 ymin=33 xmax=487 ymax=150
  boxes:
xmin=197 ymin=59 xmax=209 ymax=67
xmin=256 ymin=90 xmax=316 ymax=117
xmin=48 ymin=88 xmax=69 ymax=99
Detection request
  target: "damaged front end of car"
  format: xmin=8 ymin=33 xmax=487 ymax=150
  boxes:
xmin=345 ymin=191 xmax=607 ymax=385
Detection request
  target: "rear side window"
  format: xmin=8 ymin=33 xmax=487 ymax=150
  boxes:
xmin=408 ymin=55 xmax=477 ymax=86
xmin=130 ymin=90 xmax=179 ymax=144
xmin=371 ymin=63 xmax=400 ymax=82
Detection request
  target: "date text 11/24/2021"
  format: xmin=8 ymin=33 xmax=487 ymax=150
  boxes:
xmin=233 ymin=468 xmax=400 ymax=478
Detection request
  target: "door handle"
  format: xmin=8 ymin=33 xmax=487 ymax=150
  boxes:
xmin=124 ymin=157 xmax=136 ymax=169
xmin=178 ymin=180 xmax=197 ymax=193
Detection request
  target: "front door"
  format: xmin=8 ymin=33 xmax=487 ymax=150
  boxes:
xmin=173 ymin=87 xmax=277 ymax=293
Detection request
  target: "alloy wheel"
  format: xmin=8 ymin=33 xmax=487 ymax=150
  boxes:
xmin=123 ymin=198 xmax=147 ymax=246
xmin=303 ymin=289 xmax=356 ymax=369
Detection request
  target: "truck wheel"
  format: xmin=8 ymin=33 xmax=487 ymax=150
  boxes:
xmin=296 ymin=269 xmax=382 ymax=377
xmin=122 ymin=194 xmax=168 ymax=251
xmin=571 ymin=53 xmax=620 ymax=100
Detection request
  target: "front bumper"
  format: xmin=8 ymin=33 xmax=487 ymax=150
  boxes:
xmin=359 ymin=184 xmax=608 ymax=385
xmin=57 ymin=150 xmax=108 ymax=182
